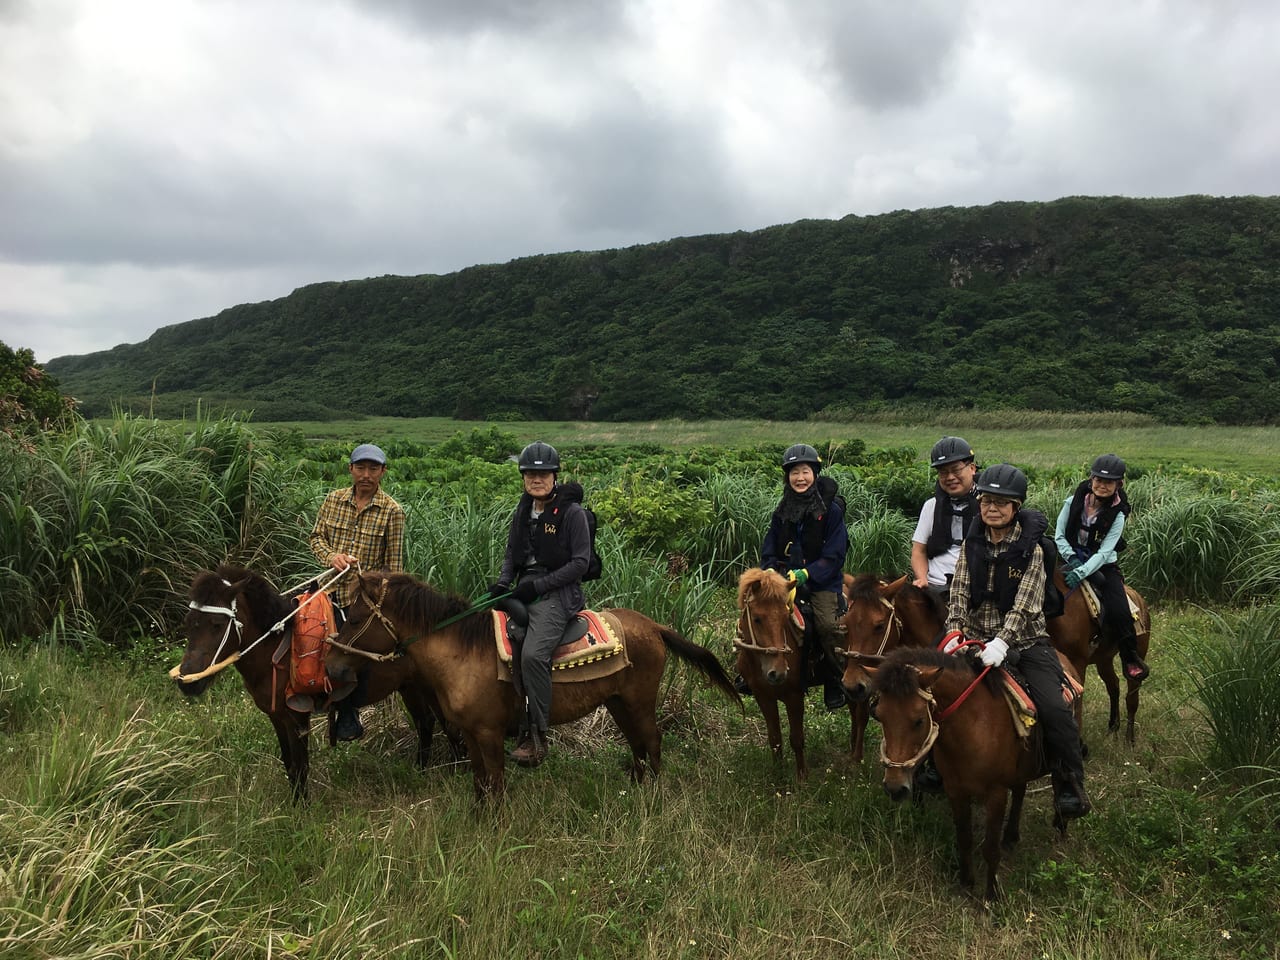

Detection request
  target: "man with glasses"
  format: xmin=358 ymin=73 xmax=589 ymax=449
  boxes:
xmin=944 ymin=463 xmax=1091 ymax=821
xmin=911 ymin=436 xmax=979 ymax=607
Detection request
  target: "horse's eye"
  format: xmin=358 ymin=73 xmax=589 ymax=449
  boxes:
xmin=914 ymin=718 xmax=924 ymax=730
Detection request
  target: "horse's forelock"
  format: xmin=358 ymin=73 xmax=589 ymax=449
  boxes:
xmin=189 ymin=569 xmax=231 ymax=604
xmin=737 ymin=568 xmax=787 ymax=607
xmin=847 ymin=573 xmax=886 ymax=605
xmin=874 ymin=647 xmax=970 ymax=699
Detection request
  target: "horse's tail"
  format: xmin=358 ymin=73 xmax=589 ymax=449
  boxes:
xmin=658 ymin=627 xmax=744 ymax=710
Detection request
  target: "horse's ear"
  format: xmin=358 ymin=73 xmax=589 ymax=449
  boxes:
xmin=914 ymin=666 xmax=944 ymax=689
xmin=227 ymin=577 xmax=249 ymax=593
xmin=882 ymin=576 xmax=907 ymax=599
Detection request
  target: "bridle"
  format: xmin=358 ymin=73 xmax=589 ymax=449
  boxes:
xmin=732 ymin=586 xmax=801 ymax=658
xmin=879 ymin=660 xmax=991 ymax=771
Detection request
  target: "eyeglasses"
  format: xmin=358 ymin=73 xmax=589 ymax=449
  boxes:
xmin=979 ymin=496 xmax=1016 ymax=509
xmin=936 ymin=462 xmax=972 ymax=478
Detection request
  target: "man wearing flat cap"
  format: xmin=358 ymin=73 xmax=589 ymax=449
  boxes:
xmin=309 ymin=442 xmax=406 ymax=739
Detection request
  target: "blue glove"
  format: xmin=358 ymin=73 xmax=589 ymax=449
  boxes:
xmin=511 ymin=579 xmax=539 ymax=603
xmin=1065 ymin=568 xmax=1086 ymax=588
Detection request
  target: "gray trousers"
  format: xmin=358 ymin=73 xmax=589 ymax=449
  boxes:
xmin=515 ymin=593 xmax=570 ymax=735
xmin=809 ymin=589 xmax=844 ymax=669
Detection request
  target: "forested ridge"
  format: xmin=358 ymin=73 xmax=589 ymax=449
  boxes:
xmin=47 ymin=194 xmax=1280 ymax=423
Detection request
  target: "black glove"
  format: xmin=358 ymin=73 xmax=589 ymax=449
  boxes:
xmin=486 ymin=582 xmax=508 ymax=599
xmin=511 ymin=580 xmax=539 ymax=603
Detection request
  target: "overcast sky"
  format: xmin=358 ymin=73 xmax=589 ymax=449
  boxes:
xmin=3 ymin=0 xmax=1278 ymax=364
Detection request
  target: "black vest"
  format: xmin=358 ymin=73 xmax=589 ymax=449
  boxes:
xmin=964 ymin=509 xmax=1048 ymax=615
xmin=773 ymin=475 xmax=837 ymax=564
xmin=925 ymin=484 xmax=978 ymax=559
xmin=512 ymin=486 xmax=581 ymax=572
xmin=1064 ymin=480 xmax=1130 ymax=558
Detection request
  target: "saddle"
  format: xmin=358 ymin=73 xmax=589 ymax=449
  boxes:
xmin=492 ymin=608 xmax=629 ymax=683
xmin=996 ymin=665 xmax=1084 ymax=741
xmin=1079 ymin=582 xmax=1146 ymax=645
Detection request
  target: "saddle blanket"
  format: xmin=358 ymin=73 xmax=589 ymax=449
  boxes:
xmin=1081 ymin=582 xmax=1143 ymax=628
xmin=493 ymin=608 xmax=630 ymax=683
xmin=997 ymin=666 xmax=1084 ymax=740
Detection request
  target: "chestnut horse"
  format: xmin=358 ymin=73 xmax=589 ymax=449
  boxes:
xmin=333 ymin=571 xmax=742 ymax=800
xmin=862 ymin=646 xmax=1080 ymax=902
xmin=1047 ymin=569 xmax=1152 ymax=745
xmin=172 ymin=565 xmax=459 ymax=801
xmin=734 ymin=568 xmax=858 ymax=780
xmin=838 ymin=574 xmax=942 ymax=762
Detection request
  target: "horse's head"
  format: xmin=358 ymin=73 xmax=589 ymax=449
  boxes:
xmin=332 ymin=573 xmax=402 ymax=656
xmin=734 ymin=568 xmax=798 ymax=686
xmin=174 ymin=566 xmax=256 ymax=696
xmin=839 ymin=574 xmax=903 ymax=702
xmin=865 ymin=648 xmax=949 ymax=801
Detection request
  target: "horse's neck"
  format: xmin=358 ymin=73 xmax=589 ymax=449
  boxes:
xmin=899 ymin=598 xmax=943 ymax=648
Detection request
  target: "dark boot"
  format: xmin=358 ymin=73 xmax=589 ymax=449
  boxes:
xmin=914 ymin=755 xmax=944 ymax=794
xmin=823 ymin=676 xmax=848 ymax=711
xmin=334 ymin=703 xmax=364 ymax=741
xmin=511 ymin=729 xmax=548 ymax=768
xmin=733 ymin=674 xmax=753 ymax=697
xmin=1053 ymin=772 xmax=1092 ymax=820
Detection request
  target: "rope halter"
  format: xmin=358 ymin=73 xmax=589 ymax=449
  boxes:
xmin=732 ymin=593 xmax=799 ymax=656
xmin=879 ymin=685 xmax=941 ymax=771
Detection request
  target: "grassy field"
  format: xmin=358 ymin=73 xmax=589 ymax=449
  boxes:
xmin=256 ymin=414 xmax=1280 ymax=476
xmin=2 ymin=602 xmax=1277 ymax=960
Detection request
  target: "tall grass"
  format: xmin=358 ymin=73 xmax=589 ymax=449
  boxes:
xmin=1176 ymin=604 xmax=1280 ymax=770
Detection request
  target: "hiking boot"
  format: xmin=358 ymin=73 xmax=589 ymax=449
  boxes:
xmin=334 ymin=706 xmax=364 ymax=742
xmin=914 ymin=757 xmax=944 ymax=794
xmin=733 ymin=674 xmax=753 ymax=697
xmin=510 ymin=731 xmax=548 ymax=768
xmin=1123 ymin=658 xmax=1150 ymax=682
xmin=1054 ymin=775 xmax=1092 ymax=820
xmin=823 ymin=678 xmax=848 ymax=711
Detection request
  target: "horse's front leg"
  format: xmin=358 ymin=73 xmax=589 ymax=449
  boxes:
xmin=465 ymin=726 xmax=506 ymax=803
xmin=980 ymin=788 xmax=1009 ymax=902
xmin=271 ymin=711 xmax=310 ymax=802
xmin=1095 ymin=654 xmax=1122 ymax=734
xmin=756 ymin=694 xmax=785 ymax=765
xmin=1003 ymin=783 xmax=1026 ymax=850
xmin=949 ymin=791 xmax=975 ymax=892
xmin=848 ymin=699 xmax=868 ymax=763
xmin=782 ymin=693 xmax=808 ymax=781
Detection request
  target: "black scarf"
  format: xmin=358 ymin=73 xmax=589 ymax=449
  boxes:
xmin=777 ymin=485 xmax=826 ymax=524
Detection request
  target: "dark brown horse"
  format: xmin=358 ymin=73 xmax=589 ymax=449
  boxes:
xmin=862 ymin=646 xmax=1080 ymax=902
xmin=333 ymin=571 xmax=742 ymax=800
xmin=838 ymin=574 xmax=942 ymax=761
xmin=171 ymin=565 xmax=459 ymax=801
xmin=734 ymin=568 xmax=859 ymax=779
xmin=1047 ymin=569 xmax=1152 ymax=745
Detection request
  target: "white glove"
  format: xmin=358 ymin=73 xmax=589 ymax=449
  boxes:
xmin=940 ymin=630 xmax=964 ymax=654
xmin=979 ymin=637 xmax=1009 ymax=667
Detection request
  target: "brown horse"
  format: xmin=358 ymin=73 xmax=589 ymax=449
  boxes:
xmin=333 ymin=571 xmax=742 ymax=800
xmin=172 ymin=565 xmax=459 ymax=801
xmin=838 ymin=574 xmax=942 ymax=761
xmin=862 ymin=646 xmax=1079 ymax=902
xmin=734 ymin=568 xmax=859 ymax=780
xmin=1047 ymin=569 xmax=1152 ymax=745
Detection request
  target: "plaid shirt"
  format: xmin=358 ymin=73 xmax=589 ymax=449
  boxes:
xmin=309 ymin=487 xmax=405 ymax=608
xmin=945 ymin=519 xmax=1048 ymax=649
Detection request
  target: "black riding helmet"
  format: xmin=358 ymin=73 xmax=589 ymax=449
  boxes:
xmin=781 ymin=443 xmax=822 ymax=475
xmin=1090 ymin=453 xmax=1126 ymax=481
xmin=974 ymin=463 xmax=1028 ymax=503
xmin=930 ymin=436 xmax=975 ymax=468
xmin=518 ymin=441 xmax=560 ymax=473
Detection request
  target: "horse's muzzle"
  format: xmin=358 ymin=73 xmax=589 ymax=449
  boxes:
xmin=765 ymin=667 xmax=789 ymax=686
xmin=883 ymin=780 xmax=912 ymax=803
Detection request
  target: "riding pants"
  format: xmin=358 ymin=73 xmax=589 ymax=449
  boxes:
xmin=1016 ymin=640 xmax=1085 ymax=783
xmin=809 ymin=589 xmax=845 ymax=670
xmin=515 ymin=592 xmax=572 ymax=735
xmin=1087 ymin=564 xmax=1138 ymax=665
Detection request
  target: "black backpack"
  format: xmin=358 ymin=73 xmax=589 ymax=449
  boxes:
xmin=558 ymin=481 xmax=603 ymax=582
xmin=1040 ymin=535 xmax=1064 ymax=619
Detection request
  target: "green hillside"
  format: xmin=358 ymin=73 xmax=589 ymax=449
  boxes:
xmin=47 ymin=195 xmax=1280 ymax=423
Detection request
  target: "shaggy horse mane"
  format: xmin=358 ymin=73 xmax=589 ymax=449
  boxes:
xmin=369 ymin=572 xmax=493 ymax=650
xmin=846 ymin=573 xmax=887 ymax=605
xmin=873 ymin=645 xmax=981 ymax=699
xmin=737 ymin=567 xmax=790 ymax=608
